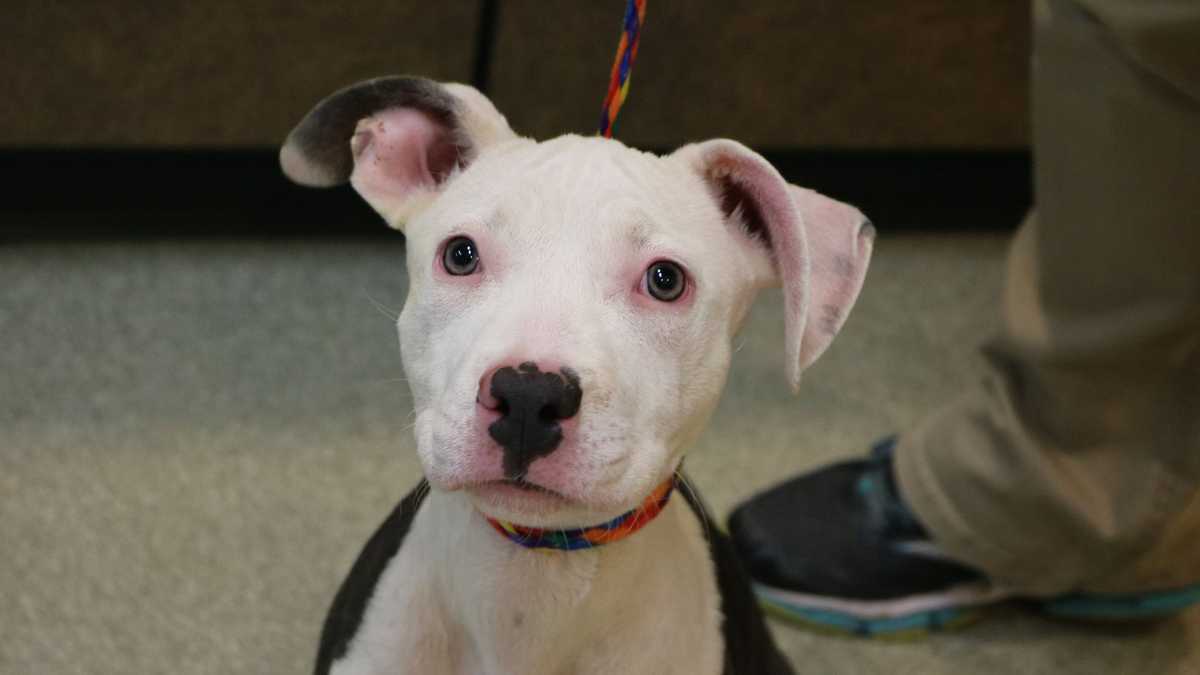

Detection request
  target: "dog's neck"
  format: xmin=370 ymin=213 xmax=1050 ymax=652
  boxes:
xmin=410 ymin=486 xmax=723 ymax=674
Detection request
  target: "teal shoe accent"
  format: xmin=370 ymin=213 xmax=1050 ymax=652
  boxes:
xmin=754 ymin=585 xmax=986 ymax=638
xmin=1039 ymin=584 xmax=1200 ymax=620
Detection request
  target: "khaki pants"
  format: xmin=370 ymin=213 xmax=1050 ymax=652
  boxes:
xmin=895 ymin=0 xmax=1200 ymax=596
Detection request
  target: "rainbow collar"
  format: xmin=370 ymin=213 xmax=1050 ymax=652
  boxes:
xmin=484 ymin=476 xmax=677 ymax=551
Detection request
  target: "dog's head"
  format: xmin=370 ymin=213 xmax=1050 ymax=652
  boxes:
xmin=282 ymin=77 xmax=873 ymax=527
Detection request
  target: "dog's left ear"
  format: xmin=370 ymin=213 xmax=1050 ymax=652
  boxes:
xmin=280 ymin=76 xmax=517 ymax=229
xmin=676 ymin=139 xmax=875 ymax=392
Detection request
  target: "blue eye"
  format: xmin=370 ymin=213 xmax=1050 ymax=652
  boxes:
xmin=443 ymin=237 xmax=479 ymax=275
xmin=646 ymin=261 xmax=686 ymax=301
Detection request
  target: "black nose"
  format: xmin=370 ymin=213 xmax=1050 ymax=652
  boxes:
xmin=487 ymin=362 xmax=582 ymax=479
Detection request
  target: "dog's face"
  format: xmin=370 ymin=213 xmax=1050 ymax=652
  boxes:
xmin=397 ymin=136 xmax=772 ymax=526
xmin=281 ymin=77 xmax=873 ymax=527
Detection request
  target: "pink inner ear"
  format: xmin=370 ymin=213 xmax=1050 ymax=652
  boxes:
xmin=789 ymin=186 xmax=874 ymax=370
xmin=701 ymin=143 xmax=812 ymax=391
xmin=349 ymin=108 xmax=457 ymax=220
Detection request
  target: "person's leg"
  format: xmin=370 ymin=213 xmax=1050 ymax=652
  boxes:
xmin=728 ymin=0 xmax=1200 ymax=633
xmin=896 ymin=0 xmax=1200 ymax=598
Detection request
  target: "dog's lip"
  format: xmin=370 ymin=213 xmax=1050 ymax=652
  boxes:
xmin=465 ymin=478 xmax=581 ymax=518
xmin=499 ymin=477 xmax=562 ymax=495
xmin=469 ymin=478 xmax=571 ymax=501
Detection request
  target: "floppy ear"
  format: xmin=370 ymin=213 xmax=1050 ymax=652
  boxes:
xmin=677 ymin=140 xmax=875 ymax=392
xmin=279 ymin=76 xmax=518 ymax=229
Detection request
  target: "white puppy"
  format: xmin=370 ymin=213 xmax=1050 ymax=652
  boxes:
xmin=281 ymin=76 xmax=873 ymax=675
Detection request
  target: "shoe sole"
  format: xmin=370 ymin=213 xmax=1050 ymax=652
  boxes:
xmin=754 ymin=582 xmax=1007 ymax=638
xmin=756 ymin=582 xmax=1200 ymax=636
xmin=1037 ymin=584 xmax=1200 ymax=620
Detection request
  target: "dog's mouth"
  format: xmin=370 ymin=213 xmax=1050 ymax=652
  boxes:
xmin=472 ymin=477 xmax=569 ymax=499
xmin=499 ymin=477 xmax=559 ymax=494
xmin=465 ymin=478 xmax=580 ymax=521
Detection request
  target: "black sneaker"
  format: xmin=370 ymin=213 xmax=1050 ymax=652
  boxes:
xmin=727 ymin=438 xmax=1008 ymax=636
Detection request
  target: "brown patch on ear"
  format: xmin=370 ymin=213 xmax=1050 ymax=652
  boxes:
xmin=832 ymin=254 xmax=855 ymax=278
xmin=710 ymin=171 xmax=773 ymax=251
xmin=819 ymin=304 xmax=843 ymax=335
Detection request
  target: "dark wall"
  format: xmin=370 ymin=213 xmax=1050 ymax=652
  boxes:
xmin=5 ymin=1 xmax=1029 ymax=150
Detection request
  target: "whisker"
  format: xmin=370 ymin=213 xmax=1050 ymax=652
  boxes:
xmin=358 ymin=376 xmax=415 ymax=396
xmin=363 ymin=290 xmax=401 ymax=322
xmin=369 ymin=376 xmax=411 ymax=385
xmin=349 ymin=365 xmax=412 ymax=394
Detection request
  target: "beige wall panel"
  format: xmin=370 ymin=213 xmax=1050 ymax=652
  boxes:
xmin=3 ymin=1 xmax=478 ymax=146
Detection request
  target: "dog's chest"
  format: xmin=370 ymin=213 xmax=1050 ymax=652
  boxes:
xmin=334 ymin=492 xmax=724 ymax=675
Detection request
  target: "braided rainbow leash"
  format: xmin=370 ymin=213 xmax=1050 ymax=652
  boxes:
xmin=598 ymin=0 xmax=647 ymax=138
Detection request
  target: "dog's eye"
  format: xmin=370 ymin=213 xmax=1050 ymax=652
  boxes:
xmin=442 ymin=236 xmax=479 ymax=276
xmin=646 ymin=261 xmax=686 ymax=302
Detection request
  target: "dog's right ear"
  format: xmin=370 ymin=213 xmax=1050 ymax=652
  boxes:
xmin=280 ymin=76 xmax=518 ymax=230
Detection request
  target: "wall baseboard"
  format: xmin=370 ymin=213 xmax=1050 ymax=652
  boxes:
xmin=0 ymin=149 xmax=1030 ymax=238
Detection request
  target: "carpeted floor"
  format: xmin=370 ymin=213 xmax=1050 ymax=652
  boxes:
xmin=2 ymin=234 xmax=1197 ymax=674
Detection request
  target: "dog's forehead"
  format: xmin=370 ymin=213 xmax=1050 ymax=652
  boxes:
xmin=435 ymin=135 xmax=719 ymax=248
xmin=497 ymin=134 xmax=673 ymax=196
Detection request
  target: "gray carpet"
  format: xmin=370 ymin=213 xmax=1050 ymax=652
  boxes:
xmin=3 ymin=234 xmax=1197 ymax=674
